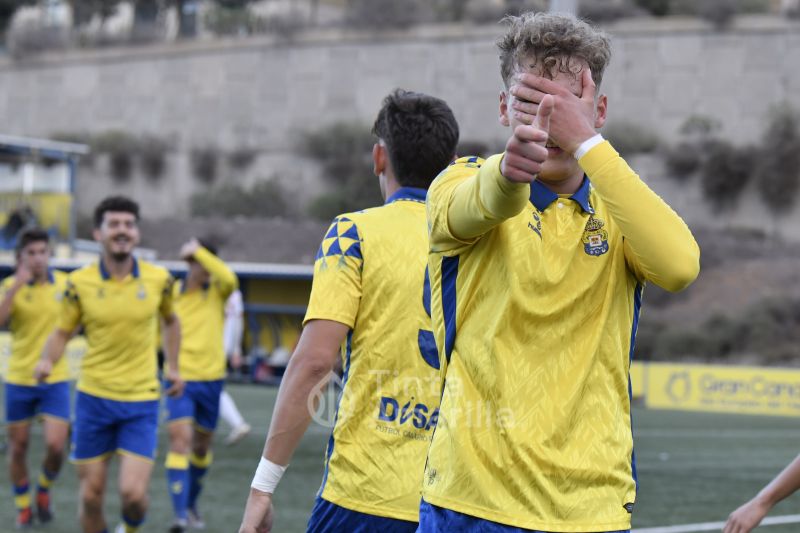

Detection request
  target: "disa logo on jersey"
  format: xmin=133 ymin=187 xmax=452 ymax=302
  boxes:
xmin=377 ymin=396 xmax=438 ymax=430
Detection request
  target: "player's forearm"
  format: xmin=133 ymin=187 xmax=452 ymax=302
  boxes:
xmin=446 ymin=154 xmax=530 ymax=241
xmin=194 ymin=247 xmax=238 ymax=293
xmin=262 ymin=350 xmax=336 ymax=466
xmin=580 ymin=141 xmax=700 ymax=291
xmin=163 ymin=317 xmax=181 ymax=372
xmin=40 ymin=329 xmax=70 ymax=365
xmin=231 ymin=315 xmax=244 ymax=347
xmin=755 ymin=454 xmax=800 ymax=508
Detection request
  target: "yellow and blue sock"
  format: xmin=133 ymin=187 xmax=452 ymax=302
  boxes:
xmin=37 ymin=467 xmax=57 ymax=492
xmin=12 ymin=479 xmax=31 ymax=513
xmin=166 ymin=451 xmax=189 ymax=521
xmin=121 ymin=512 xmax=145 ymax=532
xmin=188 ymin=451 xmax=213 ymax=510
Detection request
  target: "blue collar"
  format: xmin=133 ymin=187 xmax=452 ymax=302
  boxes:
xmin=386 ymin=187 xmax=427 ymax=204
xmin=529 ymin=176 xmax=594 ymax=214
xmin=99 ymin=257 xmax=140 ymax=281
xmin=27 ymin=269 xmax=55 ymax=286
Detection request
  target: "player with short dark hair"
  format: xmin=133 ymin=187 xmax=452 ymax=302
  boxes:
xmin=164 ymin=237 xmax=238 ymax=533
xmin=239 ymin=89 xmax=459 ymax=533
xmin=35 ymin=195 xmax=184 ymax=533
xmin=0 ymin=228 xmax=70 ymax=528
xmin=418 ymin=12 xmax=700 ymax=532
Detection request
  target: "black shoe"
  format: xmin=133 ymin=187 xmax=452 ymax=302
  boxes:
xmin=168 ymin=524 xmax=185 ymax=533
xmin=36 ymin=491 xmax=53 ymax=524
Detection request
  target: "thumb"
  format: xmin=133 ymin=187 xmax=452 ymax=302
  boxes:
xmin=533 ymin=94 xmax=554 ymax=142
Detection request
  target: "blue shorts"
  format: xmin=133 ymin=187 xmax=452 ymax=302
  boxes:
xmin=71 ymin=391 xmax=159 ymax=463
xmin=165 ymin=379 xmax=223 ymax=432
xmin=307 ymin=496 xmax=418 ymax=533
xmin=416 ymin=500 xmax=630 ymax=533
xmin=4 ymin=381 xmax=71 ymax=424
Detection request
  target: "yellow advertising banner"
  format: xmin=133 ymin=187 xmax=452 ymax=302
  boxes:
xmin=0 ymin=331 xmax=85 ymax=380
xmin=630 ymin=360 xmax=645 ymax=399
xmin=646 ymin=362 xmax=800 ymax=417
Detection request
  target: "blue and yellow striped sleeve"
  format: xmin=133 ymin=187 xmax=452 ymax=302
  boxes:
xmin=304 ymin=215 xmax=363 ymax=328
xmin=57 ymin=279 xmax=82 ymax=333
xmin=580 ymin=141 xmax=700 ymax=291
xmin=428 ymin=155 xmax=529 ymax=255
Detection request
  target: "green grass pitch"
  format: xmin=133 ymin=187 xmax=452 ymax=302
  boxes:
xmin=2 ymin=384 xmax=800 ymax=532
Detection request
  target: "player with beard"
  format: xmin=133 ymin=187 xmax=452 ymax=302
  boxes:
xmin=35 ymin=196 xmax=184 ymax=533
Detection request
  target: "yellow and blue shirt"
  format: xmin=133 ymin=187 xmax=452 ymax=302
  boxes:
xmin=423 ymin=143 xmax=700 ymax=531
xmin=1 ymin=271 xmax=70 ymax=385
xmin=57 ymin=258 xmax=175 ymax=402
xmin=304 ymin=187 xmax=442 ymax=522
xmin=173 ymin=247 xmax=238 ymax=381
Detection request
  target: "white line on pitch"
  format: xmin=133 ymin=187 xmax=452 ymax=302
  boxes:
xmin=635 ymin=429 xmax=800 ymax=439
xmin=633 ymin=514 xmax=800 ymax=533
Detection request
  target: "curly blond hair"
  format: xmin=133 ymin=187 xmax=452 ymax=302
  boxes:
xmin=497 ymin=12 xmax=611 ymax=89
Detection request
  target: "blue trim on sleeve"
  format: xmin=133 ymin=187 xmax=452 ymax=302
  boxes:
xmin=441 ymin=256 xmax=459 ymax=364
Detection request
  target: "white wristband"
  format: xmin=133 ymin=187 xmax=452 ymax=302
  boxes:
xmin=251 ymin=457 xmax=287 ymax=494
xmin=574 ymin=133 xmax=604 ymax=160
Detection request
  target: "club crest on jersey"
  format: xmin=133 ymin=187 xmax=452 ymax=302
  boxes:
xmin=582 ymin=216 xmax=609 ymax=256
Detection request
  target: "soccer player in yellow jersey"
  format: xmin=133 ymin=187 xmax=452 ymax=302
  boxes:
xmin=34 ymin=196 xmax=184 ymax=533
xmin=165 ymin=237 xmax=238 ymax=532
xmin=0 ymin=228 xmax=70 ymax=528
xmin=419 ymin=13 xmax=700 ymax=533
xmin=239 ymin=89 xmax=459 ymax=533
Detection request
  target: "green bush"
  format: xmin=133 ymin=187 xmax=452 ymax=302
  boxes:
xmin=301 ymin=122 xmax=375 ymax=186
xmin=696 ymin=0 xmax=737 ymax=29
xmin=663 ymin=142 xmax=702 ymax=180
xmin=699 ymin=140 xmax=752 ymax=212
xmin=636 ymin=298 xmax=800 ymax=364
xmin=580 ymin=0 xmax=647 ymax=22
xmin=755 ymin=103 xmax=800 ymax=214
xmin=92 ymin=130 xmax=139 ymax=182
xmin=191 ymin=146 xmax=220 ymax=184
xmin=138 ymin=135 xmax=169 ymax=181
xmin=457 ymin=140 xmax=492 ymax=159
xmin=668 ymin=0 xmax=770 ymax=18
xmin=634 ymin=0 xmax=671 ymax=16
xmin=603 ymin=121 xmax=661 ymax=156
xmin=679 ymin=115 xmax=722 ymax=138
xmin=204 ymin=5 xmax=267 ymax=35
xmin=190 ymin=179 xmax=288 ymax=217
xmin=228 ymin=147 xmax=259 ymax=172
xmin=345 ymin=0 xmax=425 ymax=29
xmin=301 ymin=121 xmax=382 ymax=220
